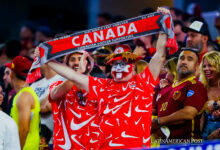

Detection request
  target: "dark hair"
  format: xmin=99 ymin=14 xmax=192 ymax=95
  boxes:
xmin=37 ymin=26 xmax=54 ymax=38
xmin=98 ymin=13 xmax=112 ymax=21
xmin=181 ymin=47 xmax=199 ymax=61
xmin=90 ymin=65 xmax=106 ymax=78
xmin=173 ymin=19 xmax=185 ymax=28
xmin=14 ymin=73 xmax=26 ymax=81
xmin=140 ymin=7 xmax=154 ymax=15
xmin=5 ymin=40 xmax=21 ymax=59
xmin=111 ymin=15 xmax=127 ymax=23
xmin=22 ymin=22 xmax=36 ymax=34
xmin=170 ymin=7 xmax=183 ymax=17
xmin=40 ymin=124 xmax=52 ymax=144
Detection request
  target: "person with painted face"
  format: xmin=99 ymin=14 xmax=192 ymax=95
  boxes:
xmin=34 ymin=7 xmax=170 ymax=149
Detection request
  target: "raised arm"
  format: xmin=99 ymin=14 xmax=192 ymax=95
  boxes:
xmin=148 ymin=33 xmax=167 ymax=80
xmin=50 ymin=80 xmax=74 ymax=101
xmin=47 ymin=60 xmax=89 ymax=92
xmin=148 ymin=7 xmax=169 ymax=80
xmin=34 ymin=48 xmax=90 ymax=92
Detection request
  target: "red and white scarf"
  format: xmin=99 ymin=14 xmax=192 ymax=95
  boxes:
xmin=26 ymin=12 xmax=178 ymax=83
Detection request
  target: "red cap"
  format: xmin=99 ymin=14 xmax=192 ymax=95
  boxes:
xmin=106 ymin=45 xmax=140 ymax=64
xmin=5 ymin=56 xmax=32 ymax=77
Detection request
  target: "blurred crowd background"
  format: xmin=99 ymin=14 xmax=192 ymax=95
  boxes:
xmin=1 ymin=0 xmax=220 ymax=149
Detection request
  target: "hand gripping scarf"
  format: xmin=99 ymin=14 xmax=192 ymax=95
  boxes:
xmin=26 ymin=12 xmax=178 ymax=83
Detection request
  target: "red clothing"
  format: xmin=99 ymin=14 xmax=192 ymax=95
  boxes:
xmin=49 ymin=81 xmax=99 ymax=150
xmin=89 ymin=66 xmax=158 ymax=149
xmin=154 ymin=76 xmax=207 ymax=139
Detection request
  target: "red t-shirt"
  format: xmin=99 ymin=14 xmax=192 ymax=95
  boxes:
xmin=89 ymin=66 xmax=158 ymax=149
xmin=49 ymin=81 xmax=99 ymax=150
xmin=154 ymin=76 xmax=207 ymax=139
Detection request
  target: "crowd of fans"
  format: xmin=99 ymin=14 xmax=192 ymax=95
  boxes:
xmin=0 ymin=4 xmax=220 ymax=150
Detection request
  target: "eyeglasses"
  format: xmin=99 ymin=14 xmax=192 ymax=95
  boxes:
xmin=76 ymin=91 xmax=86 ymax=106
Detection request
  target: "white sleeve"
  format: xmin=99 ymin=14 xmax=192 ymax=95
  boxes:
xmin=0 ymin=125 xmax=4 ymax=150
xmin=5 ymin=117 xmax=21 ymax=150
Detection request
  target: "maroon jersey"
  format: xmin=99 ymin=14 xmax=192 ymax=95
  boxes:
xmin=155 ymin=76 xmax=207 ymax=139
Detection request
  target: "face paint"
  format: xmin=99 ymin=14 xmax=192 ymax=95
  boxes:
xmin=111 ymin=62 xmax=132 ymax=80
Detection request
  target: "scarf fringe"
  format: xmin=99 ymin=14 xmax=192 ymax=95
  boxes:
xmin=166 ymin=38 xmax=178 ymax=55
xmin=26 ymin=68 xmax=41 ymax=84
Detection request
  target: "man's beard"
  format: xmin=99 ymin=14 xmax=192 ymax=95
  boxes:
xmin=177 ymin=66 xmax=195 ymax=78
xmin=187 ymin=41 xmax=203 ymax=53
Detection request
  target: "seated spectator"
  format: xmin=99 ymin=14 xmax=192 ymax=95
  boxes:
xmin=0 ymin=83 xmax=20 ymax=150
xmin=152 ymin=48 xmax=207 ymax=142
xmin=199 ymin=51 xmax=220 ymax=139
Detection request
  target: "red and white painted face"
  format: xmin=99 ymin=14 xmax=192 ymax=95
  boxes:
xmin=111 ymin=60 xmax=132 ymax=81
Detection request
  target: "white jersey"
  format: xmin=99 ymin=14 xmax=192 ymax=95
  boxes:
xmin=0 ymin=111 xmax=20 ymax=150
